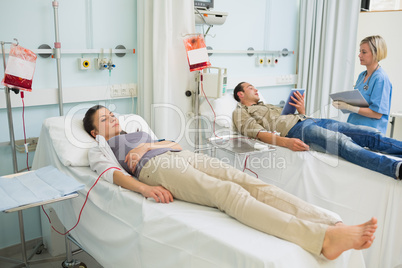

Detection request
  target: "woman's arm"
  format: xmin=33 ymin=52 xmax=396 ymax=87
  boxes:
xmin=124 ymin=141 xmax=182 ymax=173
xmin=113 ymin=170 xmax=173 ymax=203
xmin=356 ymin=107 xmax=382 ymax=119
xmin=332 ymin=101 xmax=383 ymax=119
xmin=150 ymin=140 xmax=182 ymax=150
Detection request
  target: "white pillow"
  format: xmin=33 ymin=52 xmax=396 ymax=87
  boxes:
xmin=45 ymin=114 xmax=155 ymax=167
xmin=199 ymin=93 xmax=266 ymax=128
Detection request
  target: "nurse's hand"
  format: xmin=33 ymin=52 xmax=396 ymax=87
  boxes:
xmin=332 ymin=101 xmax=360 ymax=113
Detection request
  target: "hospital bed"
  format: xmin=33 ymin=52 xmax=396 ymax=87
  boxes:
xmin=199 ymin=93 xmax=402 ymax=268
xmin=32 ymin=113 xmax=366 ymax=268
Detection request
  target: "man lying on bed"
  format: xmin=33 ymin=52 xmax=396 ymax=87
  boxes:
xmin=83 ymin=104 xmax=377 ymax=261
xmin=232 ymin=82 xmax=402 ymax=180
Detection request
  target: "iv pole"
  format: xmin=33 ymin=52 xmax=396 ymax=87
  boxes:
xmin=53 ymin=0 xmax=64 ymax=116
xmin=0 ymin=38 xmax=31 ymax=267
xmin=1 ymin=39 xmax=19 ymax=174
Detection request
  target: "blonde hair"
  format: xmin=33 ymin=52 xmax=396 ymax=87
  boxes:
xmin=360 ymin=35 xmax=387 ymax=62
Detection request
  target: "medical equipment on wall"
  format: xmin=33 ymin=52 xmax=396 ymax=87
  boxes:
xmin=194 ymin=0 xmax=214 ymax=10
xmin=201 ymin=67 xmax=227 ymax=98
xmin=194 ymin=9 xmax=228 ymax=25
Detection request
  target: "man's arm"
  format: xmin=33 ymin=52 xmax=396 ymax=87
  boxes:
xmin=257 ymin=131 xmax=309 ymax=151
xmin=233 ymin=106 xmax=309 ymax=151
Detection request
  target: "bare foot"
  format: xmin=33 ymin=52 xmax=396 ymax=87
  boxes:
xmin=321 ymin=217 xmax=377 ymax=260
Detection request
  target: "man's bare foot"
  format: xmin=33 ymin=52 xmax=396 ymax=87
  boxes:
xmin=321 ymin=217 xmax=377 ymax=260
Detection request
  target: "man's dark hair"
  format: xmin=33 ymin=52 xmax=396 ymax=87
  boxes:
xmin=83 ymin=105 xmax=105 ymax=138
xmin=233 ymin=82 xmax=246 ymax=102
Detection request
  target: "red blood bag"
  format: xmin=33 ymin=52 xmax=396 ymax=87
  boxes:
xmin=183 ymin=34 xmax=211 ymax=72
xmin=2 ymin=44 xmax=37 ymax=92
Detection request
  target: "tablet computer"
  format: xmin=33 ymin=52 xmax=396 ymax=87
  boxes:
xmin=281 ymin=89 xmax=305 ymax=115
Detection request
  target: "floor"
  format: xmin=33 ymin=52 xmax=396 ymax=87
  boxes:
xmin=0 ymin=244 xmax=103 ymax=268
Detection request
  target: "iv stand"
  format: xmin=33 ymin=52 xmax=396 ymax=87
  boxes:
xmin=53 ymin=0 xmax=64 ymax=116
xmin=1 ymin=38 xmax=30 ymax=268
xmin=195 ymin=71 xmax=201 ymax=151
xmin=1 ymin=39 xmax=19 ymax=174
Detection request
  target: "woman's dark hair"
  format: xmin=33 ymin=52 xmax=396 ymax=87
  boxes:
xmin=83 ymin=105 xmax=105 ymax=138
xmin=233 ymin=82 xmax=246 ymax=102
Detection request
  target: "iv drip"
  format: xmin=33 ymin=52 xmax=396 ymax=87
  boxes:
xmin=183 ymin=34 xmax=211 ymax=72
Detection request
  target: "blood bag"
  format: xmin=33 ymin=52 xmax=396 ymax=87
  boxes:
xmin=2 ymin=44 xmax=37 ymax=92
xmin=183 ymin=34 xmax=211 ymax=72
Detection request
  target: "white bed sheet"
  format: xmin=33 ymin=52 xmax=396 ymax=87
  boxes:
xmin=32 ymin=116 xmax=366 ymax=268
xmin=222 ymin=146 xmax=402 ymax=268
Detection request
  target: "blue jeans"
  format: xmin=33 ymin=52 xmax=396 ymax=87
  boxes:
xmin=286 ymin=119 xmax=402 ymax=179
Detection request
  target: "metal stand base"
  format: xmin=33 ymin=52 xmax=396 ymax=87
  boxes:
xmin=0 ymin=212 xmax=66 ymax=268
xmin=62 ymin=234 xmax=87 ymax=268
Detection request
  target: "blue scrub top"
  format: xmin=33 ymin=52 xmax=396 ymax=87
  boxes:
xmin=347 ymin=67 xmax=392 ymax=134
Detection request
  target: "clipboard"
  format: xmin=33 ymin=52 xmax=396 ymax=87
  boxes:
xmin=281 ymin=89 xmax=305 ymax=115
xmin=330 ymin=90 xmax=369 ymax=114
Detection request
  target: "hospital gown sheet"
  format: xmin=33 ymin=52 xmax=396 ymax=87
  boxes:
xmin=0 ymin=165 xmax=84 ymax=211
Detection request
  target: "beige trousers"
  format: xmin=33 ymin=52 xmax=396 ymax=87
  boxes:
xmin=138 ymin=150 xmax=339 ymax=255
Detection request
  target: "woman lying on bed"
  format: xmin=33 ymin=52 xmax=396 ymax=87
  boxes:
xmin=83 ymin=105 xmax=377 ymax=261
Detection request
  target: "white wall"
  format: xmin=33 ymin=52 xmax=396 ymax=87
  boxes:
xmin=355 ymin=11 xmax=402 ymax=139
xmin=196 ymin=0 xmax=299 ymax=105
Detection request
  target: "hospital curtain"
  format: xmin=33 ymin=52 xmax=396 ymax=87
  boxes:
xmin=137 ymin=0 xmax=195 ymax=144
xmin=297 ymin=0 xmax=360 ymax=118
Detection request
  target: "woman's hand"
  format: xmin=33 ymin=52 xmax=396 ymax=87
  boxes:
xmin=125 ymin=143 xmax=150 ymax=173
xmin=289 ymin=91 xmax=306 ymax=115
xmin=332 ymin=101 xmax=360 ymax=113
xmin=113 ymin=171 xmax=173 ymax=204
xmin=140 ymin=185 xmax=174 ymax=203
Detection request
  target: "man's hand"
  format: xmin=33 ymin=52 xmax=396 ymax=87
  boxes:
xmin=289 ymin=91 xmax=305 ymax=115
xmin=332 ymin=101 xmax=360 ymax=114
xmin=284 ymin=138 xmax=309 ymax=151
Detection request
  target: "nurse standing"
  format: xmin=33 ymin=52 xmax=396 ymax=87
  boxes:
xmin=333 ymin=35 xmax=392 ymax=134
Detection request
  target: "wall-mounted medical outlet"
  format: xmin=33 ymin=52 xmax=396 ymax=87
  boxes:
xmin=95 ymin=58 xmax=108 ymax=70
xmin=256 ymin=56 xmax=264 ymax=66
xmin=78 ymin=58 xmax=91 ymax=70
xmin=264 ymin=56 xmax=275 ymax=66
xmin=110 ymin=83 xmax=137 ymax=98
xmin=264 ymin=56 xmax=269 ymax=66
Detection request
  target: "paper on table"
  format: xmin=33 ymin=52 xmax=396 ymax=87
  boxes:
xmin=0 ymin=165 xmax=84 ymax=211
xmin=330 ymin=90 xmax=369 ymax=114
xmin=35 ymin=165 xmax=84 ymax=195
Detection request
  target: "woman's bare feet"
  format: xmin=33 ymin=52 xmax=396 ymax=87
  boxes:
xmin=321 ymin=217 xmax=377 ymax=260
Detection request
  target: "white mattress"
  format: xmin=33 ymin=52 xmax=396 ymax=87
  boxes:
xmin=221 ymin=146 xmax=402 ymax=268
xmin=32 ymin=116 xmax=366 ymax=268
